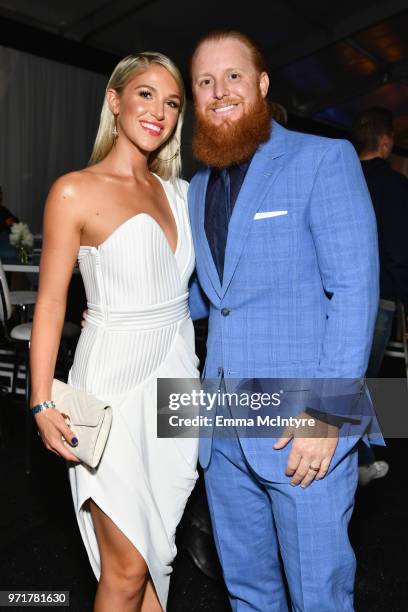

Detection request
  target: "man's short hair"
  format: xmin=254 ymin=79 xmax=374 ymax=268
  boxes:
xmin=351 ymin=107 xmax=394 ymax=156
xmin=190 ymin=30 xmax=268 ymax=76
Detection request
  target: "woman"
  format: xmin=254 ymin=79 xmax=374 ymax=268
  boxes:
xmin=30 ymin=53 xmax=200 ymax=611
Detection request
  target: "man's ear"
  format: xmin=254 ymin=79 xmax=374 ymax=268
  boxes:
xmin=106 ymin=88 xmax=120 ymax=116
xmin=259 ymin=72 xmax=269 ymax=98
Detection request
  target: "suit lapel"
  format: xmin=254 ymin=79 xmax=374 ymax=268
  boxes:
xmin=221 ymin=122 xmax=287 ymax=296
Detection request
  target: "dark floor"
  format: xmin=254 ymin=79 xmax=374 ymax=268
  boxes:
xmin=0 ymin=361 xmax=407 ymax=611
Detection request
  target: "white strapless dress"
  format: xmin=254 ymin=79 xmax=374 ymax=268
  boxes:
xmin=67 ymin=177 xmax=199 ymax=609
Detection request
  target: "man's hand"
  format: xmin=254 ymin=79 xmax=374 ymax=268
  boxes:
xmin=273 ymin=411 xmax=339 ymax=488
xmin=81 ymin=309 xmax=88 ymax=328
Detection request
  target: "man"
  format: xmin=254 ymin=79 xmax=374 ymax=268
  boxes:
xmin=0 ymin=185 xmax=20 ymax=264
xmin=353 ymin=107 xmax=408 ymax=375
xmin=352 ymin=108 xmax=408 ymax=485
xmin=187 ymin=31 xmax=380 ymax=611
xmin=0 ymin=186 xmax=19 ymax=233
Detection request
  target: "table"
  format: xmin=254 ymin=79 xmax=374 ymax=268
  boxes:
xmin=3 ymin=263 xmax=79 ymax=274
xmin=4 ymin=263 xmax=40 ymax=273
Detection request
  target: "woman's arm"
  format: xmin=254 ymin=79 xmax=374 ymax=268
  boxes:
xmin=30 ymin=174 xmax=85 ymax=462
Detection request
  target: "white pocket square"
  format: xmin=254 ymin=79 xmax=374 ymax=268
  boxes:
xmin=254 ymin=210 xmax=288 ymax=220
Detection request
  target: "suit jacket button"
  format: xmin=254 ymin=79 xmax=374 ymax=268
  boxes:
xmin=221 ymin=308 xmax=231 ymax=316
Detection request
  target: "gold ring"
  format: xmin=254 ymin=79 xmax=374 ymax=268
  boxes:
xmin=61 ymin=412 xmax=71 ymax=425
xmin=309 ymin=466 xmax=320 ymax=472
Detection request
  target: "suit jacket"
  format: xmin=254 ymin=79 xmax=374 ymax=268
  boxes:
xmin=188 ymin=121 xmax=382 ymax=481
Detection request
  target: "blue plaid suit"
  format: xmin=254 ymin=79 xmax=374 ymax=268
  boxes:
xmin=188 ymin=121 xmax=380 ymax=611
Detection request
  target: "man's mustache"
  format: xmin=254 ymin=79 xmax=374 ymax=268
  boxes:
xmin=207 ymin=98 xmax=241 ymax=111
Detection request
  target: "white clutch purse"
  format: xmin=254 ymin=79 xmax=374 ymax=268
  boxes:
xmin=51 ymin=379 xmax=113 ymax=468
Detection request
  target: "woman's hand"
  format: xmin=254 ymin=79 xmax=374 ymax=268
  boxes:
xmin=35 ymin=408 xmax=81 ymax=462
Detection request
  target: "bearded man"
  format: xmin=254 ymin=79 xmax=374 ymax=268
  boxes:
xmin=186 ymin=30 xmax=381 ymax=612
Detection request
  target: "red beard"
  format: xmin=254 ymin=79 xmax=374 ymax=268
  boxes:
xmin=192 ymin=95 xmax=272 ymax=168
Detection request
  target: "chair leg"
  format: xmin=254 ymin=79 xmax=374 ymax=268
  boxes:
xmin=24 ymin=345 xmax=32 ymax=475
xmin=0 ymin=386 xmax=6 ymax=450
xmin=11 ymin=348 xmax=19 ymax=396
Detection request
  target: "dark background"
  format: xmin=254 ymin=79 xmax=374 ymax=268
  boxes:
xmin=1 ymin=0 xmax=408 ymax=156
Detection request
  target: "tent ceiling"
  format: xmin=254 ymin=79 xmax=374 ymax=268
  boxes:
xmin=0 ymin=0 xmax=407 ymax=147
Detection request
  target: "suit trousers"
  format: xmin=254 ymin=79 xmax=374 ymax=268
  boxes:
xmin=203 ymin=395 xmax=358 ymax=612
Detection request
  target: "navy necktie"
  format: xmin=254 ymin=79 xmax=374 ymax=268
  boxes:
xmin=216 ymin=169 xmax=231 ymax=283
xmin=205 ymin=160 xmax=251 ymax=284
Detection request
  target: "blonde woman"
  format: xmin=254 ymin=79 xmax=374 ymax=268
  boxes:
xmin=30 ymin=53 xmax=199 ymax=611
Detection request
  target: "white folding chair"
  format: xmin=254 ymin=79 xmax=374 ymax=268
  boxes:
xmin=0 ymin=259 xmax=79 ymax=473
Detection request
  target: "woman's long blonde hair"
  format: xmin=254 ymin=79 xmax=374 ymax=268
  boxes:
xmin=89 ymin=52 xmax=185 ymax=180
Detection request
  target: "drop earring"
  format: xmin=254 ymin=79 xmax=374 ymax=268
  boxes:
xmin=112 ymin=116 xmax=119 ymax=140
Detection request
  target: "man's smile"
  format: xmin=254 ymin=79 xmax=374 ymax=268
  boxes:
xmin=213 ymin=104 xmax=238 ymax=114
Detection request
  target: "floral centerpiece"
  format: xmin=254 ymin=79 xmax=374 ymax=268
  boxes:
xmin=9 ymin=222 xmax=34 ymax=264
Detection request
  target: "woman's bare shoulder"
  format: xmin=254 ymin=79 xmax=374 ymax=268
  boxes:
xmin=43 ymin=170 xmax=111 ymax=234
xmin=49 ymin=168 xmax=105 ymax=202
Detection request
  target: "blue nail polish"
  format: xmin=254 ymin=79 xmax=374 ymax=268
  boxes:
xmin=71 ymin=437 xmax=78 ymax=445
